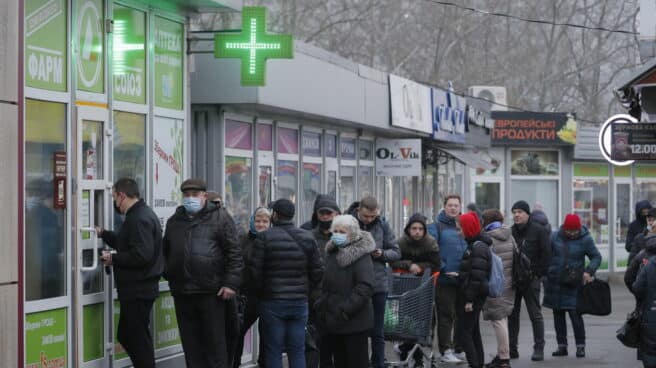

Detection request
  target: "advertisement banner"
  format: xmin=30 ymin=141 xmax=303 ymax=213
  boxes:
xmin=154 ymin=292 xmax=181 ymax=349
xmin=153 ymin=117 xmax=184 ymax=229
xmin=26 ymin=0 xmax=68 ymax=91
xmin=155 ymin=17 xmax=183 ymax=110
xmin=302 ymin=131 xmax=322 ymax=156
xmin=491 ymin=111 xmax=577 ymax=146
xmin=375 ymin=139 xmax=422 ymax=177
xmin=76 ymin=0 xmax=104 ymax=93
xmin=340 ymin=138 xmax=356 ymax=160
xmin=432 ymin=87 xmax=466 ymax=143
xmin=611 ymin=122 xmax=656 ymax=160
xmin=389 ymin=74 xmax=433 ymax=134
xmin=26 ymin=308 xmax=67 ymax=368
xmin=113 ymin=6 xmax=146 ymax=104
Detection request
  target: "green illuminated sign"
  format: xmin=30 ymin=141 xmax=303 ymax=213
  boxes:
xmin=154 ymin=291 xmax=181 ymax=349
xmin=113 ymin=5 xmax=146 ymax=104
xmin=214 ymin=7 xmax=293 ymax=86
xmin=26 ymin=308 xmax=67 ymax=368
xmin=76 ymin=0 xmax=104 ymax=93
xmin=155 ymin=17 xmax=184 ymax=110
xmin=25 ymin=0 xmax=68 ymax=91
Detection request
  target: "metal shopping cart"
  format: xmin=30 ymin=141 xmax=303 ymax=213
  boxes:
xmin=384 ymin=269 xmax=438 ymax=368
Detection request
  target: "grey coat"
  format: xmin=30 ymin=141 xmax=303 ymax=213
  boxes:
xmin=355 ymin=214 xmax=401 ymax=293
xmin=483 ymin=226 xmax=516 ymax=321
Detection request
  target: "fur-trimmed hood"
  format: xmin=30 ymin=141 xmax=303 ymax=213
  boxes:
xmin=326 ymin=231 xmax=376 ymax=267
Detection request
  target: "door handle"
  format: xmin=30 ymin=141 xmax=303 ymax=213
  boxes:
xmin=80 ymin=227 xmax=99 ymax=272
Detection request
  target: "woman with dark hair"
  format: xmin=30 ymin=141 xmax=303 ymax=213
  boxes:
xmin=481 ymin=209 xmax=516 ymax=368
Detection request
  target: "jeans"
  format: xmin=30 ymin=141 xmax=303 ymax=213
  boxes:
xmin=508 ymin=278 xmax=545 ymax=351
xmin=174 ymin=294 xmax=227 ymax=368
xmin=260 ymin=299 xmax=308 ymax=368
xmin=325 ymin=331 xmax=369 ymax=368
xmin=553 ymin=309 xmax=585 ymax=347
xmin=370 ymin=292 xmax=387 ymax=368
xmin=457 ymin=299 xmax=485 ymax=368
xmin=437 ymin=283 xmax=463 ymax=354
xmin=490 ymin=318 xmax=510 ymax=360
xmin=117 ymin=299 xmax=156 ymax=368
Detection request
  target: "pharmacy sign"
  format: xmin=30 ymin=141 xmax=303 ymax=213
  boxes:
xmin=214 ymin=7 xmax=293 ymax=86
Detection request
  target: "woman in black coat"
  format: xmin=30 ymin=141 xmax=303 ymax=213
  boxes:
xmin=457 ymin=212 xmax=492 ymax=368
xmin=316 ymin=214 xmax=376 ymax=368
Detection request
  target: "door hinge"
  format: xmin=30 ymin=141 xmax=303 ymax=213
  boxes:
xmin=105 ymin=19 xmax=114 ymax=34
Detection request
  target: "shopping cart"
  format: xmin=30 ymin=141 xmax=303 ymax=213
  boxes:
xmin=384 ymin=268 xmax=438 ymax=368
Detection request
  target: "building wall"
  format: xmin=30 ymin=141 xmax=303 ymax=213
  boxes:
xmin=0 ymin=0 xmax=19 ymax=366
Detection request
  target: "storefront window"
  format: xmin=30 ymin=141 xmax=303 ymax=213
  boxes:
xmin=511 ymin=150 xmax=559 ymax=176
xmin=278 ymin=127 xmax=298 ymax=154
xmin=340 ymin=166 xmax=356 ymax=210
xmin=113 ymin=111 xmax=146 ymax=197
xmin=402 ymin=176 xmax=413 ymax=225
xmin=303 ymin=131 xmax=322 ymax=157
xmin=277 ymin=160 xmax=298 ymax=205
xmin=359 ymin=166 xmax=374 ymax=198
xmin=573 ymin=179 xmax=609 ymax=245
xmin=225 ymin=156 xmax=252 ymax=230
xmin=511 ymin=180 xmax=558 ymax=226
xmin=258 ymin=166 xmax=272 ymax=208
xmin=25 ymin=99 xmax=67 ymax=301
xmin=257 ymin=124 xmax=272 ymax=151
xmin=616 ymin=183 xmax=632 ymax=267
xmin=475 ymin=182 xmax=501 ymax=212
xmin=359 ymin=140 xmax=373 ymax=160
xmin=340 ymin=138 xmax=356 ymax=160
xmin=326 ymin=134 xmax=337 ymax=158
xmin=303 ymin=163 xmax=322 ymax=221
xmin=226 ymin=120 xmax=253 ymax=150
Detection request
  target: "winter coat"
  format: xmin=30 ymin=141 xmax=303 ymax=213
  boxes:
xmin=628 ymin=230 xmax=650 ymax=265
xmin=459 ymin=233 xmax=493 ymax=303
xmin=390 ymin=235 xmax=440 ymax=273
xmin=250 ymin=220 xmax=324 ymax=301
xmin=511 ymin=219 xmax=552 ymax=278
xmin=317 ymin=232 xmax=376 ymax=334
xmin=312 ymin=227 xmax=332 ymax=261
xmin=626 ymin=200 xmax=652 ymax=253
xmin=302 ymin=194 xmax=340 ymax=230
xmin=483 ymin=226 xmax=516 ymax=321
xmin=101 ymin=200 xmax=164 ymax=301
xmin=163 ymin=202 xmax=243 ymax=295
xmin=632 ymin=255 xmax=656 ymax=359
xmin=354 ymin=210 xmax=401 ymax=293
xmin=626 ymin=234 xmax=656 ymax=294
xmin=543 ymin=227 xmax=602 ymax=310
xmin=428 ymin=210 xmax=467 ymax=285
xmin=238 ymin=232 xmax=258 ymax=300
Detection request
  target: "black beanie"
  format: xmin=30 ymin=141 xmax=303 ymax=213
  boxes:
xmin=511 ymin=200 xmax=531 ymax=215
xmin=272 ymin=198 xmax=295 ymax=218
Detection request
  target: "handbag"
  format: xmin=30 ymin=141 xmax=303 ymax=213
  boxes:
xmin=576 ymin=278 xmax=611 ymax=316
xmin=616 ymin=308 xmax=642 ymax=348
xmin=559 ymin=240 xmax=582 ymax=288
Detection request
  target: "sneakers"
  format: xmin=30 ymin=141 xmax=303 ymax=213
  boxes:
xmin=441 ymin=349 xmax=464 ymax=363
xmin=552 ymin=347 xmax=568 ymax=357
xmin=531 ymin=347 xmax=544 ymax=361
xmin=454 ymin=351 xmax=467 ymax=362
xmin=576 ymin=346 xmax=585 ymax=358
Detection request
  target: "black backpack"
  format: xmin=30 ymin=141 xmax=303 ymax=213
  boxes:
xmin=512 ymin=240 xmax=533 ymax=289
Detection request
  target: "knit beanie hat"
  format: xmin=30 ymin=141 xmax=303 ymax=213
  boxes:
xmin=562 ymin=213 xmax=582 ymax=231
xmin=460 ymin=212 xmax=481 ymax=239
xmin=511 ymin=200 xmax=531 ymax=215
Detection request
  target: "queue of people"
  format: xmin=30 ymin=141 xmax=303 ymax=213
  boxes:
xmin=99 ymin=174 xmax=630 ymax=368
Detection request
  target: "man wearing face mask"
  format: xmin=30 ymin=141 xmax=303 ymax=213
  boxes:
xmin=97 ymin=178 xmax=163 ymax=368
xmin=162 ymin=178 xmax=243 ymax=368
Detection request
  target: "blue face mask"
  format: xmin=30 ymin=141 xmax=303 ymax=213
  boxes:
xmin=331 ymin=233 xmax=348 ymax=247
xmin=183 ymin=197 xmax=203 ymax=214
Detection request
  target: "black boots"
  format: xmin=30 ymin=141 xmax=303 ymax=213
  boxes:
xmin=576 ymin=346 xmax=585 ymax=358
xmin=552 ymin=347 xmax=568 ymax=356
xmin=531 ymin=347 xmax=544 ymax=361
xmin=509 ymin=349 xmax=519 ymax=359
xmin=485 ymin=356 xmax=511 ymax=368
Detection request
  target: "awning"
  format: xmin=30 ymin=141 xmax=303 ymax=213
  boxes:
xmin=439 ymin=148 xmax=496 ymax=171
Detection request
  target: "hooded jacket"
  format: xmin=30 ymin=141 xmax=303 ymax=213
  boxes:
xmin=163 ymin=201 xmax=243 ymax=295
xmin=482 ymin=225 xmax=516 ymax=320
xmin=511 ymin=218 xmax=552 ymax=278
xmin=626 ymin=234 xmax=656 ymax=294
xmin=390 ymin=213 xmax=440 ymax=273
xmin=459 ymin=233 xmax=493 ymax=303
xmin=626 ymin=200 xmax=652 ymax=253
xmin=317 ymin=231 xmax=375 ymax=334
xmin=101 ymin=199 xmax=164 ymax=300
xmin=543 ymin=226 xmax=602 ymax=310
xmin=427 ymin=210 xmax=468 ymax=285
xmin=300 ymin=194 xmax=339 ymax=231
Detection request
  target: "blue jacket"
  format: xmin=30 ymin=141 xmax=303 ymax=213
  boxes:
xmin=428 ymin=210 xmax=467 ymax=285
xmin=632 ymin=255 xmax=656 ymax=358
xmin=543 ymin=226 xmax=602 ymax=310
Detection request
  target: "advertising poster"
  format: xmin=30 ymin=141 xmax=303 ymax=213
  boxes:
xmin=26 ymin=308 xmax=67 ymax=368
xmin=611 ymin=122 xmax=656 ymax=161
xmin=153 ymin=117 xmax=184 ymax=229
xmin=492 ymin=111 xmax=577 ymax=146
xmin=154 ymin=292 xmax=181 ymax=349
xmin=154 ymin=17 xmax=183 ymax=110
xmin=510 ymin=150 xmax=559 ymax=176
xmin=375 ymin=139 xmax=422 ymax=177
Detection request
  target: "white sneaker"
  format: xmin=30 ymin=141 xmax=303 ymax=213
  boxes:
xmin=454 ymin=351 xmax=467 ymax=363
xmin=441 ymin=349 xmax=464 ymax=363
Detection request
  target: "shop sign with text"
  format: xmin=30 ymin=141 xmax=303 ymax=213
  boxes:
xmin=611 ymin=122 xmax=656 ymax=161
xmin=389 ymin=74 xmax=433 ymax=134
xmin=76 ymin=0 xmax=104 ymax=93
xmin=153 ymin=117 xmax=184 ymax=229
xmin=26 ymin=308 xmax=67 ymax=368
xmin=26 ymin=0 xmax=68 ymax=91
xmin=375 ymin=139 xmax=421 ymax=177
xmin=155 ymin=17 xmax=183 ymax=109
xmin=491 ymin=111 xmax=577 ymax=146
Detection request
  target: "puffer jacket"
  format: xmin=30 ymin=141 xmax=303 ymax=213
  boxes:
xmin=354 ymin=210 xmax=401 ymax=293
xmin=483 ymin=225 xmax=516 ymax=321
xmin=390 ymin=235 xmax=440 ymax=273
xmin=317 ymin=231 xmax=375 ymax=334
xmin=626 ymin=200 xmax=652 ymax=253
xmin=250 ymin=220 xmax=324 ymax=301
xmin=512 ymin=219 xmax=552 ymax=278
xmin=626 ymin=234 xmax=656 ymax=294
xmin=163 ymin=202 xmax=243 ymax=295
xmin=632 ymin=255 xmax=656 ymax=359
xmin=459 ymin=233 xmax=493 ymax=303
xmin=428 ymin=210 xmax=467 ymax=285
xmin=543 ymin=226 xmax=602 ymax=310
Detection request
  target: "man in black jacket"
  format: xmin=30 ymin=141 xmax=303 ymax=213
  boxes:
xmin=250 ymin=198 xmax=324 ymax=368
xmin=98 ymin=178 xmax=164 ymax=368
xmin=508 ymin=200 xmax=551 ymax=362
xmin=626 ymin=200 xmax=653 ymax=254
xmin=162 ymin=178 xmax=243 ymax=368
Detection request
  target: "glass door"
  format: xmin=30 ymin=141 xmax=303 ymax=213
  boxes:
xmin=75 ymin=107 xmax=113 ymax=367
xmin=615 ymin=181 xmax=632 ymax=269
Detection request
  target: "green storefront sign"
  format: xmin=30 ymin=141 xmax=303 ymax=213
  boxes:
xmin=76 ymin=0 xmax=104 ymax=93
xmin=154 ymin=291 xmax=181 ymax=349
xmin=155 ymin=17 xmax=183 ymax=110
xmin=83 ymin=303 xmax=104 ymax=362
xmin=25 ymin=0 xmax=68 ymax=91
xmin=26 ymin=308 xmax=67 ymax=368
xmin=113 ymin=5 xmax=146 ymax=104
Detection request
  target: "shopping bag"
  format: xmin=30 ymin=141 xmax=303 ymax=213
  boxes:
xmin=616 ymin=309 xmax=642 ymax=348
xmin=576 ymin=278 xmax=611 ymax=316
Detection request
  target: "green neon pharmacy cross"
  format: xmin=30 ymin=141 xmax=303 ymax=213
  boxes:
xmin=214 ymin=7 xmax=293 ymax=86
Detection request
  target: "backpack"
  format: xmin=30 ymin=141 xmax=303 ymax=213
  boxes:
xmin=488 ymin=247 xmax=505 ymax=298
xmin=512 ymin=240 xmax=533 ymax=289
